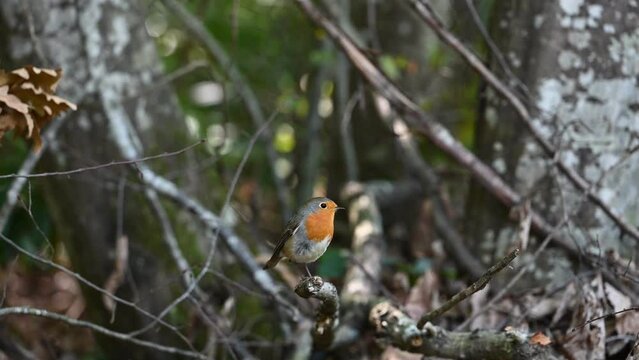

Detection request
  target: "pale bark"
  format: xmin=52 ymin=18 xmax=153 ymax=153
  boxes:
xmin=466 ymin=0 xmax=639 ymax=288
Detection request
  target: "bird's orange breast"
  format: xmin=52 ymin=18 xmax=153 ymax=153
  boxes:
xmin=304 ymin=210 xmax=335 ymax=242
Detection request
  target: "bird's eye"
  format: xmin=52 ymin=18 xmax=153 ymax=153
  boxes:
xmin=320 ymin=202 xmax=327 ymax=209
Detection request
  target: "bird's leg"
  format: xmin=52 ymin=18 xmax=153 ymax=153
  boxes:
xmin=305 ymin=264 xmax=312 ymax=278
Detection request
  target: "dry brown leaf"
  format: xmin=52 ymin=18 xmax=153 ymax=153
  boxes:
xmin=0 ymin=114 xmax=16 ymax=140
xmin=11 ymin=67 xmax=29 ymax=81
xmin=551 ymin=282 xmax=577 ymax=326
xmin=10 ymin=65 xmax=62 ymax=92
xmin=404 ymin=269 xmax=440 ymax=320
xmin=102 ymin=235 xmax=129 ymax=313
xmin=0 ymin=264 xmax=90 ymax=359
xmin=0 ymin=70 xmax=9 ymax=86
xmin=530 ymin=331 xmax=552 ymax=346
xmin=24 ymin=112 xmax=34 ymax=138
xmin=12 ymin=82 xmax=77 ymax=121
xmin=562 ymin=274 xmax=606 ymax=360
xmin=0 ymin=85 xmax=29 ymax=114
xmin=468 ymin=286 xmax=527 ymax=331
xmin=603 ymin=282 xmax=639 ymax=335
xmin=0 ymin=65 xmax=76 ymax=148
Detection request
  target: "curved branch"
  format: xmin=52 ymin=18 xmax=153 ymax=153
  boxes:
xmin=417 ymin=248 xmax=520 ymax=327
xmin=293 ymin=0 xmax=579 ymax=258
xmin=370 ymin=302 xmax=561 ymax=360
xmin=295 ymin=276 xmax=340 ymax=349
xmin=407 ymin=0 xmax=639 ymax=243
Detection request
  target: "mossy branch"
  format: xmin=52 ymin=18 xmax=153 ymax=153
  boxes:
xmin=371 ymin=302 xmax=561 ymax=360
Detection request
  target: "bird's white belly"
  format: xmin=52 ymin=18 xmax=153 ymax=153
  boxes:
xmin=284 ymin=235 xmax=331 ymax=263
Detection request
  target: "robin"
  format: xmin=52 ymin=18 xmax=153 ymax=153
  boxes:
xmin=263 ymin=197 xmax=344 ymax=277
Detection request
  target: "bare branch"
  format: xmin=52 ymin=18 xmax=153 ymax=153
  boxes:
xmin=293 ymin=0 xmax=580 ymax=259
xmin=456 ymin=219 xmax=568 ymax=331
xmin=573 ymin=307 xmax=639 ymax=332
xmin=0 ymin=307 xmax=206 ymax=359
xmin=370 ymin=302 xmax=561 ymax=359
xmin=408 ymin=0 xmax=639 ymax=244
xmin=0 ymin=139 xmax=205 ymax=179
xmin=0 ymin=233 xmax=194 ymax=349
xmin=417 ymin=248 xmax=520 ymax=328
xmin=339 ymin=93 xmax=360 ymax=182
xmin=0 ymin=115 xmax=67 ymax=232
xmin=295 ymin=276 xmax=340 ymax=349
xmin=299 ymin=44 xmax=332 ymax=203
xmin=102 ymin=94 xmax=301 ymax=324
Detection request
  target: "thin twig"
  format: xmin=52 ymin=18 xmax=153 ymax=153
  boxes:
xmin=462 ymin=0 xmax=529 ymax=97
xmin=0 ymin=307 xmax=206 ymax=359
xmin=417 ymin=248 xmax=520 ymax=328
xmin=0 ymin=233 xmax=195 ymax=349
xmin=103 ymin=97 xmax=300 ymax=325
xmin=0 ymin=139 xmax=205 ymax=179
xmin=0 ymin=115 xmax=68 ymax=232
xmin=456 ymin=219 xmax=568 ymax=331
xmin=298 ymin=44 xmax=332 ymax=203
xmin=339 ymin=93 xmax=360 ymax=182
xmin=572 ymin=307 xmax=639 ymax=332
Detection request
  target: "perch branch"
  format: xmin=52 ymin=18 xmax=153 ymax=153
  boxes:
xmin=417 ymin=248 xmax=520 ymax=327
xmin=370 ymin=302 xmax=561 ymax=359
xmin=408 ymin=0 xmax=639 ymax=243
xmin=294 ymin=276 xmax=340 ymax=349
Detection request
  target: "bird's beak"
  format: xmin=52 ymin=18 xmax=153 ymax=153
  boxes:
xmin=336 ymin=206 xmax=345 ymax=211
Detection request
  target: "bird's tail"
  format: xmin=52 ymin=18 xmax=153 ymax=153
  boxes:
xmin=262 ymin=255 xmax=281 ymax=270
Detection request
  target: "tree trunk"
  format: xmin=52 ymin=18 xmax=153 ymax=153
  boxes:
xmin=466 ymin=0 xmax=639 ymax=287
xmin=0 ymin=1 xmax=192 ymax=358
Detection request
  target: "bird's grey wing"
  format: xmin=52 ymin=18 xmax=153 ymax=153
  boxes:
xmin=269 ymin=213 xmax=303 ymax=259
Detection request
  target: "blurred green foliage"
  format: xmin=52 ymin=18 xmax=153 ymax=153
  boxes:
xmin=317 ymin=247 xmax=347 ymax=279
xmin=0 ymin=140 xmax=53 ymax=266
